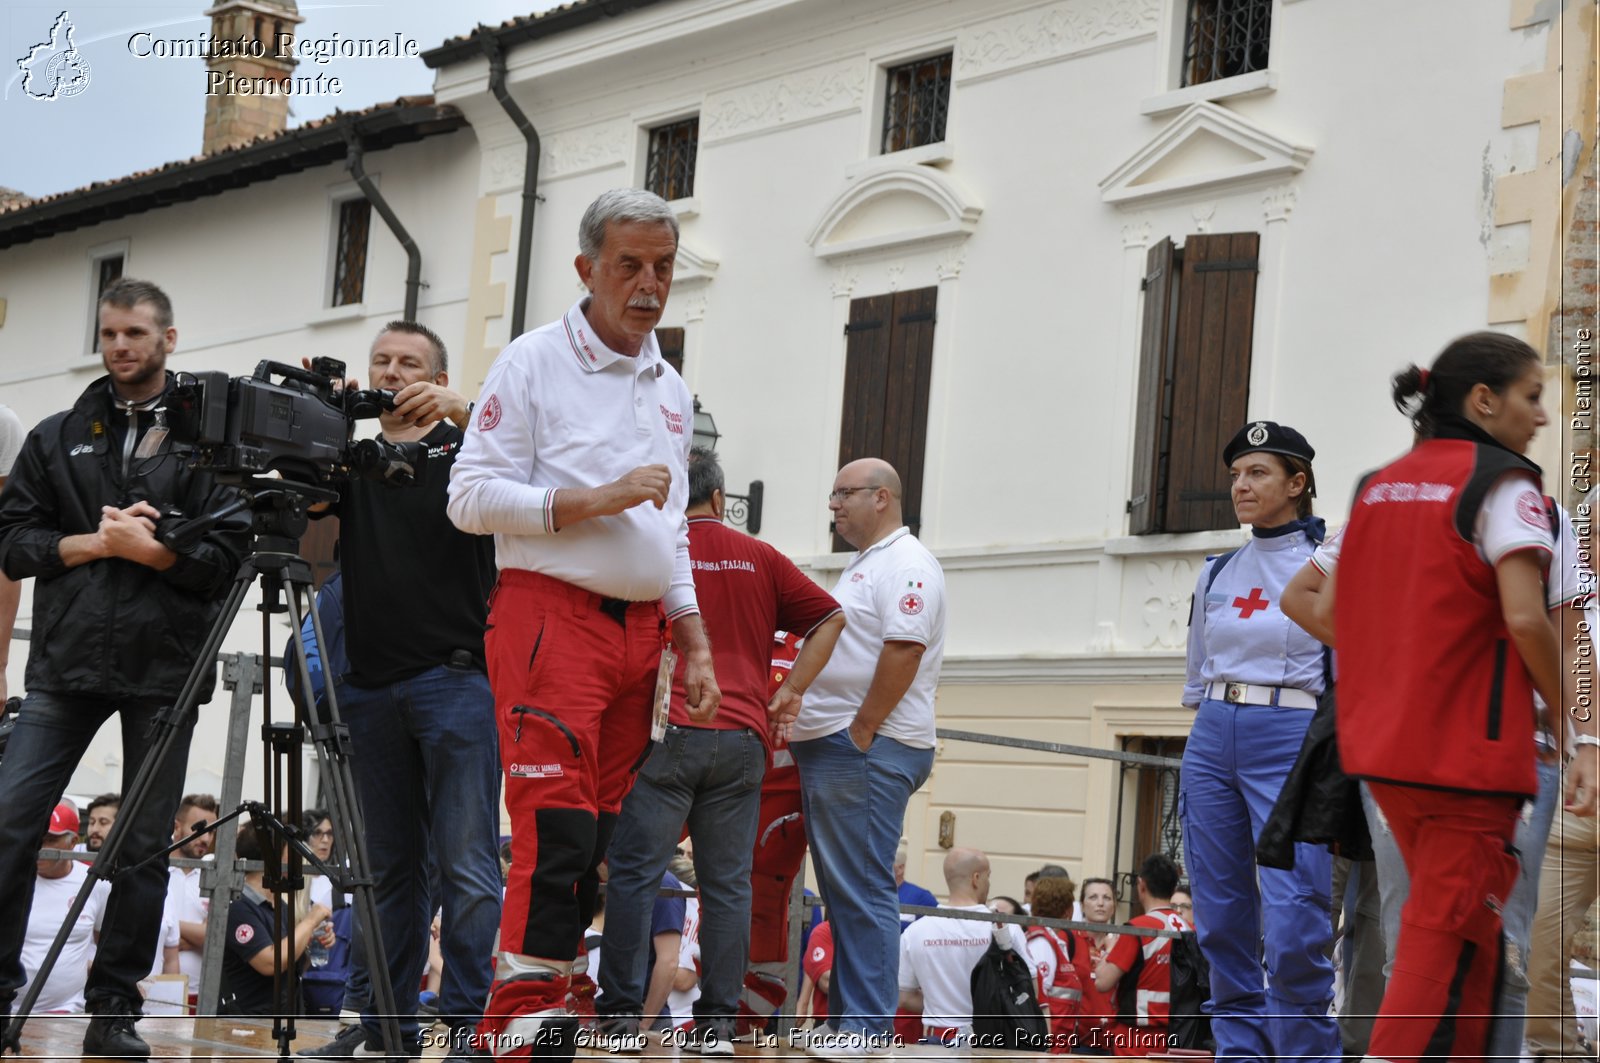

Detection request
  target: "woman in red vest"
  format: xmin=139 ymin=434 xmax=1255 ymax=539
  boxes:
xmin=1023 ymin=876 xmax=1082 ymax=1053
xmin=1336 ymin=332 xmax=1560 ymax=1061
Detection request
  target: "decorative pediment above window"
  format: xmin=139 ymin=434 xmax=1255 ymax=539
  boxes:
xmin=673 ymin=242 xmax=719 ymax=286
xmin=807 ymin=164 xmax=982 ymax=260
xmin=1099 ymin=101 xmax=1312 ymax=207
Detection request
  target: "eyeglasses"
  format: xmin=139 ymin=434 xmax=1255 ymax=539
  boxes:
xmin=827 ymin=486 xmax=877 ymax=503
xmin=310 ymin=829 xmax=334 ymax=840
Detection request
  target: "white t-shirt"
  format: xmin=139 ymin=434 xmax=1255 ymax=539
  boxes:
xmin=0 ymin=403 xmax=23 ymax=477
xmin=168 ymin=865 xmax=209 ymax=987
xmin=22 ymin=864 xmax=110 ymax=1013
xmin=1316 ymin=472 xmax=1557 ymax=575
xmin=1024 ymin=932 xmax=1064 ymax=987
xmin=897 ymin=905 xmax=1028 ymax=1031
xmin=667 ymin=897 xmax=701 ymax=1027
xmin=795 ymin=528 xmax=947 ymax=747
xmin=148 ymin=881 xmax=180 ymax=978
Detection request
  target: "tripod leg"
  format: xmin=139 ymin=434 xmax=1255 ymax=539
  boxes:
xmin=285 ymin=579 xmax=405 ymax=1059
xmin=3 ymin=564 xmax=259 ymax=1055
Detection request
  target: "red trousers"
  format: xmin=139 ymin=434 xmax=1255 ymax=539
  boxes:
xmin=482 ymin=570 xmax=664 ymax=1028
xmin=1367 ymin=782 xmax=1521 ymax=1062
xmin=747 ymin=783 xmax=806 ymax=962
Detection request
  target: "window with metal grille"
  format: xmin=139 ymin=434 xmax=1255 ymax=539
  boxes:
xmin=1181 ymin=0 xmax=1272 ymax=87
xmin=645 ymin=117 xmax=698 ymax=202
xmin=332 ymin=198 xmax=371 ymax=307
xmin=881 ymin=52 xmax=952 ymax=155
xmin=1115 ymin=736 xmax=1187 ymax=915
xmin=90 ymin=253 xmax=123 ymax=353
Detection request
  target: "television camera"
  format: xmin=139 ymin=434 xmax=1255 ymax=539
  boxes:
xmin=165 ymin=357 xmax=428 ymax=487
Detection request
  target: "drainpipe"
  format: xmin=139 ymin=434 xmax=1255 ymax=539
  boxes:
xmin=475 ymin=26 xmax=540 ymax=338
xmin=343 ymin=129 xmax=422 ymax=320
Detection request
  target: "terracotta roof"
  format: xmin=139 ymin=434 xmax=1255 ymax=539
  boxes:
xmin=422 ymin=0 xmax=671 ymax=68
xmin=0 ymin=96 xmax=465 ymax=249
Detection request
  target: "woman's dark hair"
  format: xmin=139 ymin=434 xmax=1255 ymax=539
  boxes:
xmin=1279 ymin=455 xmax=1316 ymax=519
xmin=235 ymin=821 xmax=264 ymax=862
xmin=1393 ymin=331 xmax=1540 ymax=439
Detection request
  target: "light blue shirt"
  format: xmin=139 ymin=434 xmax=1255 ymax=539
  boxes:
xmin=1183 ymin=523 xmax=1327 ymax=707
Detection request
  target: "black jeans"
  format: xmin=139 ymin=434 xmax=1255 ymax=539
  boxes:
xmin=0 ymin=693 xmax=194 ymax=1010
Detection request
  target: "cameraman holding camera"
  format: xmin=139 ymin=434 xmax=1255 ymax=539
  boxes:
xmin=297 ymin=323 xmax=501 ymax=1063
xmin=0 ymin=278 xmax=246 ymax=1058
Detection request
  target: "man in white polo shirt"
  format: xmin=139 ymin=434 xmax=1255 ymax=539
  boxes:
xmin=898 ymin=848 xmax=1027 ymax=1047
xmin=786 ymin=458 xmax=946 ymax=1060
xmin=447 ymin=187 xmax=720 ymax=1061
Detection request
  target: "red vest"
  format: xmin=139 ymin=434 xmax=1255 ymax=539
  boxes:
xmin=1025 ymin=926 xmax=1082 ymax=1049
xmin=1336 ymin=439 xmax=1540 ymax=797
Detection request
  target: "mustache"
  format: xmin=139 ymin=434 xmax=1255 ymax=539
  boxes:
xmin=627 ymin=293 xmax=662 ymax=310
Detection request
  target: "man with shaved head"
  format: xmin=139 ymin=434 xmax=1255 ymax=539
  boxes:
xmin=786 ymin=458 xmax=947 ymax=1060
xmin=897 ymin=848 xmax=1027 ymax=1046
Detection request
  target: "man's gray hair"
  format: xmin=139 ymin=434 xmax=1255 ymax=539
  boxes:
xmin=687 ymin=446 xmax=724 ymax=508
xmin=578 ymin=188 xmax=680 ymax=261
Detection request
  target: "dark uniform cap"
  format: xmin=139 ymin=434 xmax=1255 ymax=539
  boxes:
xmin=1222 ymin=420 xmax=1315 ymax=467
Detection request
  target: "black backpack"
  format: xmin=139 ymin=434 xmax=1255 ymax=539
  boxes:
xmin=1167 ymin=930 xmax=1215 ymax=1052
xmin=969 ymin=937 xmax=1049 ymax=1052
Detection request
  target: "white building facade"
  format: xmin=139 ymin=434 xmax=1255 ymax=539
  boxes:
xmin=0 ymin=0 xmax=1590 ymax=899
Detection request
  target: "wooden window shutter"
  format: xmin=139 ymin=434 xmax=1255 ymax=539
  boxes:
xmin=884 ymin=286 xmax=937 ymax=537
xmin=1163 ymin=232 xmax=1259 ymax=534
xmin=655 ymin=327 xmax=685 ymax=376
xmin=834 ymin=287 xmax=937 ymax=551
xmin=1128 ymin=238 xmax=1177 ymax=535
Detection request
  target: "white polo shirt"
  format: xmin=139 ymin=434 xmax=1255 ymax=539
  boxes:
xmin=447 ymin=299 xmax=698 ymax=620
xmin=794 ymin=527 xmax=945 ymax=747
xmin=898 ymin=905 xmax=1028 ymax=1032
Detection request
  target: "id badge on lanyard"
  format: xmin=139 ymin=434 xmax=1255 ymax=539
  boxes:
xmin=651 ymin=645 xmax=678 ymax=743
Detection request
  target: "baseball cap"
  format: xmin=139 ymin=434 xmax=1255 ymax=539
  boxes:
xmin=47 ymin=801 xmax=80 ymax=837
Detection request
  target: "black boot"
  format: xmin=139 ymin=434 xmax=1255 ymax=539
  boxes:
xmin=83 ymin=996 xmax=151 ymax=1059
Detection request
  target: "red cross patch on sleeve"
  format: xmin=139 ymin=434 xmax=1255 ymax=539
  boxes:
xmin=477 ymin=394 xmax=503 ymax=432
xmin=235 ymin=923 xmax=255 ymax=945
xmin=1515 ymin=490 xmax=1547 ymax=530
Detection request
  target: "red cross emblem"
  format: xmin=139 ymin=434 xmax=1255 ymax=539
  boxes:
xmin=1233 ymin=588 xmax=1270 ymax=619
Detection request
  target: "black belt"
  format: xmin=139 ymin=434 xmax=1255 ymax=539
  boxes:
xmin=599 ymin=597 xmax=630 ymax=627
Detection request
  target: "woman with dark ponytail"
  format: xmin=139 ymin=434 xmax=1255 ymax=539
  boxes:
xmin=1334 ymin=331 xmax=1593 ymax=1062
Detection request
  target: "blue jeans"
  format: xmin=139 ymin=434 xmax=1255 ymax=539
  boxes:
xmin=337 ymin=665 xmax=502 ymax=1037
xmin=0 ymin=692 xmax=194 ymax=1009
xmin=598 ymin=725 xmax=765 ymax=1022
xmin=1179 ymin=700 xmax=1338 ymax=1063
xmin=1361 ymin=758 xmax=1560 ymax=1058
xmin=792 ymin=729 xmax=934 ymax=1038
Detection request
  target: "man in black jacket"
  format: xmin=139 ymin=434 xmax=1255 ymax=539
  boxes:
xmin=0 ymin=278 xmax=245 ymax=1058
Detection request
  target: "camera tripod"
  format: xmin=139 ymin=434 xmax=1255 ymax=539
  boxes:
xmin=1 ymin=480 xmax=403 ymax=1061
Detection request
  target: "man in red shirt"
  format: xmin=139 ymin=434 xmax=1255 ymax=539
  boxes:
xmin=801 ymin=920 xmax=834 ymax=1027
xmin=596 ymin=447 xmax=844 ymax=1053
xmin=1093 ymin=854 xmax=1188 ymax=1058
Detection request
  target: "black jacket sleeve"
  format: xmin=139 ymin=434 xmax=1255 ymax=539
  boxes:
xmin=0 ymin=428 xmax=68 ymax=582
xmin=154 ymin=479 xmax=249 ymax=599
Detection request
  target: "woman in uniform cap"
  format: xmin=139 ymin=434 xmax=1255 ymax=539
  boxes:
xmin=1179 ymin=420 xmax=1339 ymax=1063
